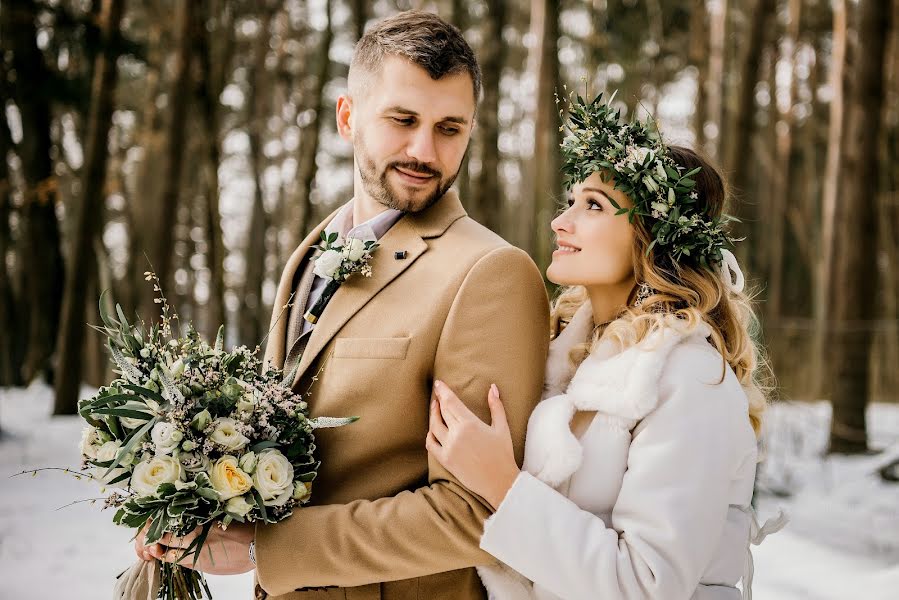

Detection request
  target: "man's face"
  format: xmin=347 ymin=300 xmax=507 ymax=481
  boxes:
xmin=339 ymin=56 xmax=476 ymax=213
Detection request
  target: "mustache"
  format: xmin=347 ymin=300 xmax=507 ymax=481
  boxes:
xmin=388 ymin=161 xmax=441 ymax=178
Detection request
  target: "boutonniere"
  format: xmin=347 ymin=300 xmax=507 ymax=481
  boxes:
xmin=304 ymin=232 xmax=379 ymax=324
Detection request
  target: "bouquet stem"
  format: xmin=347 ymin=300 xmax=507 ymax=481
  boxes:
xmin=159 ymin=561 xmax=211 ymax=600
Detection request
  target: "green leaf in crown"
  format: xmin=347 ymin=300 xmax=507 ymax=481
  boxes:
xmin=556 ymin=89 xmax=740 ymax=269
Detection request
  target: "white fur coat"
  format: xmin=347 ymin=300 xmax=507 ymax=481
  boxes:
xmin=476 ymin=303 xmax=767 ymax=600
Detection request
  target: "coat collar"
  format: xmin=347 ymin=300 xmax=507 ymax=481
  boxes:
xmin=264 ymin=190 xmax=468 ymax=385
xmin=524 ymin=304 xmax=713 ymax=487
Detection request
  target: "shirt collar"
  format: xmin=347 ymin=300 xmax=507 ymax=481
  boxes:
xmin=325 ymin=200 xmax=404 ymax=243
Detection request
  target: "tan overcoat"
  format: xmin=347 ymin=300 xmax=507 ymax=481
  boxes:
xmin=253 ymin=190 xmax=550 ymax=600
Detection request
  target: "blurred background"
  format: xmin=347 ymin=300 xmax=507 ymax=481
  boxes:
xmin=0 ymin=0 xmax=897 ymax=598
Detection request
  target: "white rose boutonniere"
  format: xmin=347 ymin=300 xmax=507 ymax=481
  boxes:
xmin=305 ymin=232 xmax=379 ymax=325
xmin=313 ymin=249 xmax=344 ymax=279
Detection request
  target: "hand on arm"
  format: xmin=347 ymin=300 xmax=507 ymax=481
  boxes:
xmin=427 ymin=381 xmax=521 ymax=510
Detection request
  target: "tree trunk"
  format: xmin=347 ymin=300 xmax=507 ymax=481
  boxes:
xmin=815 ymin=0 xmax=848 ymax=399
xmin=586 ymin=0 xmax=608 ymax=87
xmin=827 ymin=0 xmax=892 ymax=454
xmin=4 ymin=0 xmax=65 ymax=384
xmin=0 ymin=60 xmax=21 ymax=387
xmin=450 ymin=0 xmax=471 ymax=209
xmin=689 ymin=0 xmax=709 ymax=141
xmin=127 ymin=20 xmax=164 ymax=318
xmin=766 ymin=0 xmax=801 ymax=325
xmin=348 ymin=0 xmax=367 ymax=42
xmin=196 ymin=0 xmax=234 ymax=342
xmin=239 ymin=10 xmax=275 ymax=347
xmin=292 ymin=0 xmax=333 ymax=249
xmin=704 ymin=0 xmax=729 ymax=158
xmin=473 ymin=0 xmax=506 ymax=234
xmin=147 ymin=0 xmax=194 ymax=317
xmin=54 ymin=0 xmax=124 ymax=415
xmin=725 ymin=0 xmax=776 ymax=273
xmin=528 ymin=0 xmax=561 ymax=272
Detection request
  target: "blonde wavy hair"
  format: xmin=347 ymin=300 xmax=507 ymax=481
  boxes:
xmin=550 ymin=146 xmax=772 ymax=435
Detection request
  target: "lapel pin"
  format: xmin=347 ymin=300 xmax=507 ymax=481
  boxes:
xmin=394 ymin=250 xmax=408 ymax=260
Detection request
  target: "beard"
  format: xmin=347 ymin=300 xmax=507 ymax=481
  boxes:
xmin=354 ymin=131 xmax=460 ymax=214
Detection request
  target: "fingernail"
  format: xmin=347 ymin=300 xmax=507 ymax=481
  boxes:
xmin=434 ymin=380 xmax=443 ymax=389
xmin=490 ymin=384 xmax=499 ymax=397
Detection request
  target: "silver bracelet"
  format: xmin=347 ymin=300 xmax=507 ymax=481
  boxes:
xmin=248 ymin=540 xmax=256 ymax=565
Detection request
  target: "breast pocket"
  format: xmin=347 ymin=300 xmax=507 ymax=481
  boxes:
xmin=332 ymin=336 xmax=411 ymax=360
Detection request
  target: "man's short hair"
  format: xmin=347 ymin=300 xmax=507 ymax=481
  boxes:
xmin=348 ymin=10 xmax=482 ymax=104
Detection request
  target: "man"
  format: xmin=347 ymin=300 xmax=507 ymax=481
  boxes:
xmin=139 ymin=11 xmax=549 ymax=600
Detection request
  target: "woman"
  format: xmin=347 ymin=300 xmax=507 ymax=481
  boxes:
xmin=426 ymin=95 xmax=784 ymax=600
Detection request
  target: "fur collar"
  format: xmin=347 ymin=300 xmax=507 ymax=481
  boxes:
xmin=523 ymin=301 xmax=713 ymax=487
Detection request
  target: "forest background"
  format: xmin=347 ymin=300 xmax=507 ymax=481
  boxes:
xmin=1 ymin=0 xmax=897 ymax=458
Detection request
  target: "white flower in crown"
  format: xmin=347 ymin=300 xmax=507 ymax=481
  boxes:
xmin=650 ymin=202 xmax=670 ymax=219
xmin=625 ymin=145 xmax=654 ymax=168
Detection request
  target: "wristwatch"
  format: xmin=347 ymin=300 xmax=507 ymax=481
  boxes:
xmin=248 ymin=540 xmax=256 ymax=565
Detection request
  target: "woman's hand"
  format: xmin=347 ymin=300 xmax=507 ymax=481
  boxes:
xmin=426 ymin=380 xmax=521 ymax=510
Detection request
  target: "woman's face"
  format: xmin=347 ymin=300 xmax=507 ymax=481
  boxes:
xmin=546 ymin=171 xmax=636 ymax=289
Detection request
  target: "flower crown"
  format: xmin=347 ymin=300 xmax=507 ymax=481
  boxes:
xmin=558 ymin=90 xmax=739 ymax=268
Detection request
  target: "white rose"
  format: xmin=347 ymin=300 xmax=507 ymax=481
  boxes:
xmin=313 ymin=249 xmax=343 ymax=279
xmin=80 ymin=426 xmax=102 ymax=459
xmin=151 ymin=421 xmax=183 ymax=456
xmin=252 ymin=450 xmax=294 ymax=506
xmin=209 ymin=455 xmax=253 ymax=501
xmin=130 ymin=455 xmax=184 ymax=496
xmin=92 ymin=440 xmax=129 ymax=487
xmin=225 ymin=495 xmax=255 ymax=518
xmin=209 ymin=417 xmax=250 ymax=451
xmin=178 ymin=451 xmax=210 ymax=473
xmin=345 ymin=238 xmax=366 ymax=262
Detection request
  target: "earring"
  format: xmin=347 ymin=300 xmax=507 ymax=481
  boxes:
xmin=634 ymin=282 xmax=654 ymax=308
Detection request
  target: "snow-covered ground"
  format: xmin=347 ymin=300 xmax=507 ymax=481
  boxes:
xmin=2 ymin=382 xmax=897 ymax=599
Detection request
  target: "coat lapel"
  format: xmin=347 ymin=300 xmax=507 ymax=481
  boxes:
xmin=289 ymin=190 xmax=468 ymax=387
xmin=263 ymin=208 xmax=339 ymax=370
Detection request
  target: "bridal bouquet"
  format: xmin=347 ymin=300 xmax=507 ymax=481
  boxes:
xmin=76 ymin=277 xmax=356 ymax=600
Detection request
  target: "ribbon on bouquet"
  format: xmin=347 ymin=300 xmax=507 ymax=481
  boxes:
xmin=113 ymin=559 xmax=161 ymax=600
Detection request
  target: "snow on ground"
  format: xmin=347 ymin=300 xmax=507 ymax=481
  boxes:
xmin=1 ymin=382 xmax=898 ymax=599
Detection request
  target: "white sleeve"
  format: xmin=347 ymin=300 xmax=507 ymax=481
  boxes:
xmin=479 ymin=358 xmax=749 ymax=600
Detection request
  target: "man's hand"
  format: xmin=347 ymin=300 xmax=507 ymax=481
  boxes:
xmin=134 ymin=520 xmax=256 ymax=575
